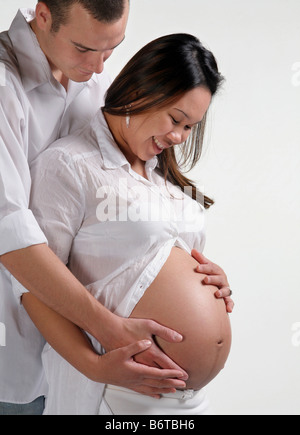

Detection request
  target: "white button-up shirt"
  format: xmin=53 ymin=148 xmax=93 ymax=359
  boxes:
xmin=0 ymin=9 xmax=111 ymax=404
xmin=28 ymin=110 xmax=206 ymax=414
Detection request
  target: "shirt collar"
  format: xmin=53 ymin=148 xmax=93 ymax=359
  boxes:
xmin=8 ymin=9 xmax=53 ymax=92
xmin=8 ymin=9 xmax=97 ymax=93
xmin=90 ymin=110 xmax=158 ymax=173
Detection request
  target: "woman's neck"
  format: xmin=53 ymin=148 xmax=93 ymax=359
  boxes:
xmin=103 ymin=111 xmax=148 ymax=179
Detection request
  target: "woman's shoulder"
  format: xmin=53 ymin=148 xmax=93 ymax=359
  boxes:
xmin=31 ymin=126 xmax=101 ymax=173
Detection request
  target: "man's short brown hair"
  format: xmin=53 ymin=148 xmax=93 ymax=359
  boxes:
xmin=38 ymin=0 xmax=128 ymax=32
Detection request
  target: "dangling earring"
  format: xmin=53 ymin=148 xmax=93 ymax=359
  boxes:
xmin=126 ymin=113 xmax=131 ymax=128
xmin=125 ymin=104 xmax=132 ymax=128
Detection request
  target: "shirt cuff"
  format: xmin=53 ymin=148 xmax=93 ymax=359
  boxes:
xmin=0 ymin=209 xmax=48 ymax=256
xmin=11 ymin=275 xmax=29 ymax=303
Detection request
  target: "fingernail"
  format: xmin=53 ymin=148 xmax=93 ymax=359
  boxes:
xmin=143 ymin=340 xmax=152 ymax=347
xmin=180 ymin=374 xmax=189 ymax=381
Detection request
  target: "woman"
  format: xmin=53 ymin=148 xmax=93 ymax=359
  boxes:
xmin=23 ymin=33 xmax=232 ymax=415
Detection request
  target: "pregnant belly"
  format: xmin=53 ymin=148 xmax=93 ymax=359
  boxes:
xmin=130 ymin=247 xmax=232 ymax=390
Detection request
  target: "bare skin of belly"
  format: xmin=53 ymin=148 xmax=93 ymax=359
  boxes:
xmin=130 ymin=247 xmax=232 ymax=390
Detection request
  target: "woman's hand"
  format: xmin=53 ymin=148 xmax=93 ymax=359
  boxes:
xmin=103 ymin=316 xmax=188 ymax=379
xmin=191 ymin=250 xmax=235 ymax=313
xmin=93 ymin=340 xmax=188 ymax=398
xmin=22 ymin=293 xmax=187 ymax=399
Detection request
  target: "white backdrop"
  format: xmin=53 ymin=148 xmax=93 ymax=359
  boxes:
xmin=1 ymin=0 xmax=300 ymax=415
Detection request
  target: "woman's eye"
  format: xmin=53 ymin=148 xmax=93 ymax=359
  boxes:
xmin=171 ymin=116 xmax=179 ymax=125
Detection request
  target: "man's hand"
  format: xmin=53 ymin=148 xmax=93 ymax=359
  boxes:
xmin=192 ymin=250 xmax=235 ymax=313
xmin=103 ymin=316 xmax=188 ymax=377
xmin=93 ymin=340 xmax=188 ymax=399
xmin=22 ymin=292 xmax=187 ymax=399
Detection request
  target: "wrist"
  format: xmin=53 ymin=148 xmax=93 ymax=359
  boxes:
xmin=84 ymin=350 xmax=107 ymax=383
xmin=90 ymin=307 xmax=124 ymax=352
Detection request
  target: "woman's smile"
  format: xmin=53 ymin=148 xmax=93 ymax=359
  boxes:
xmin=153 ymin=136 xmax=166 ymax=154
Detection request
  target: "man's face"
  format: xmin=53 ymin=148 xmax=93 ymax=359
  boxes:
xmin=37 ymin=2 xmax=129 ymax=82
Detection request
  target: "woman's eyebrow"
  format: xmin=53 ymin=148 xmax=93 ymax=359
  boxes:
xmin=71 ymin=36 xmax=126 ymax=52
xmin=174 ymin=108 xmax=203 ymax=125
xmin=174 ymin=108 xmax=190 ymax=119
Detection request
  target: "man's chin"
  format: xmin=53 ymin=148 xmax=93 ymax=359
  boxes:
xmin=68 ymin=70 xmax=94 ymax=83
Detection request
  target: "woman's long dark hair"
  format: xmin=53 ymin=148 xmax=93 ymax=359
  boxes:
xmin=103 ymin=33 xmax=224 ymax=208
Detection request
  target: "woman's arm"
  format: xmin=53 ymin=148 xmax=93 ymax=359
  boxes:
xmin=1 ymin=244 xmax=115 ymax=343
xmin=1 ymin=244 xmax=186 ymax=378
xmin=21 ymin=292 xmax=187 ymax=397
xmin=0 ymin=143 xmax=185 ymax=383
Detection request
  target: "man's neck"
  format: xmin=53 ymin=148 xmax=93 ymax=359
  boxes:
xmin=30 ymin=19 xmax=69 ymax=91
xmin=50 ymin=67 xmax=70 ymax=91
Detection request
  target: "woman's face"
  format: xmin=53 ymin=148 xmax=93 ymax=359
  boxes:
xmin=122 ymin=87 xmax=212 ymax=164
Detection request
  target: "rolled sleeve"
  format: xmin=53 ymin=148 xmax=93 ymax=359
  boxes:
xmin=0 ymin=79 xmax=47 ymax=256
xmin=11 ymin=275 xmax=29 ymax=302
xmin=0 ymin=209 xmax=48 ymax=256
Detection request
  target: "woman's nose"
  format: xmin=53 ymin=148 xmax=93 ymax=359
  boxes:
xmin=166 ymin=129 xmax=185 ymax=145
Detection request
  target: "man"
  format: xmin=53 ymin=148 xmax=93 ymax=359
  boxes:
xmin=0 ymin=0 xmax=190 ymax=416
xmin=0 ymin=0 xmax=232 ymax=415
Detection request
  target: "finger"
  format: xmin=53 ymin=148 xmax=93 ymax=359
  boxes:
xmin=146 ymin=319 xmax=183 ymax=343
xmin=135 ymin=351 xmax=187 ymax=377
xmin=132 ymin=386 xmax=177 ymax=398
xmin=204 ymin=275 xmax=229 ymax=288
xmin=134 ymin=355 xmax=161 ymax=369
xmin=224 ymin=297 xmax=235 ymax=313
xmin=136 ymin=364 xmax=188 ymax=382
xmin=139 ymin=377 xmax=187 ymax=390
xmin=123 ymin=340 xmax=153 ymax=359
xmin=139 ymin=346 xmax=189 ymax=379
xmin=196 ymin=263 xmax=221 ymax=275
xmin=214 ymin=293 xmax=234 ymax=313
xmin=214 ymin=287 xmax=232 ymax=298
xmin=191 ymin=249 xmax=209 ymax=264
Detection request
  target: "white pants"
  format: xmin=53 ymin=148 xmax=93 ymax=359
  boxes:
xmin=102 ymin=385 xmax=213 ymax=415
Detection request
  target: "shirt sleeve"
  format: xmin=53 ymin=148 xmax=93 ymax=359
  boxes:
xmin=0 ymin=84 xmax=47 ymax=256
xmin=12 ymin=145 xmax=86 ymax=302
xmin=29 ymin=147 xmax=86 ymax=266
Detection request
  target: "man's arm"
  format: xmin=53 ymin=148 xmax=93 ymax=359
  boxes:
xmin=0 ymin=244 xmax=184 ymax=366
xmin=1 ymin=244 xmax=113 ymax=341
xmin=0 ymin=85 xmax=48 ymax=256
xmin=0 ymin=75 xmax=184 ymax=386
xmin=21 ymin=292 xmax=187 ymax=397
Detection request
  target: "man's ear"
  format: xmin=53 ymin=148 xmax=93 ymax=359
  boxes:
xmin=35 ymin=2 xmax=53 ymax=32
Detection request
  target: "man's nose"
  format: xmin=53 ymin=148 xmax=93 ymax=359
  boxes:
xmin=92 ymin=54 xmax=105 ymax=74
xmin=93 ymin=50 xmax=115 ymax=74
xmin=86 ymin=52 xmax=107 ymax=74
